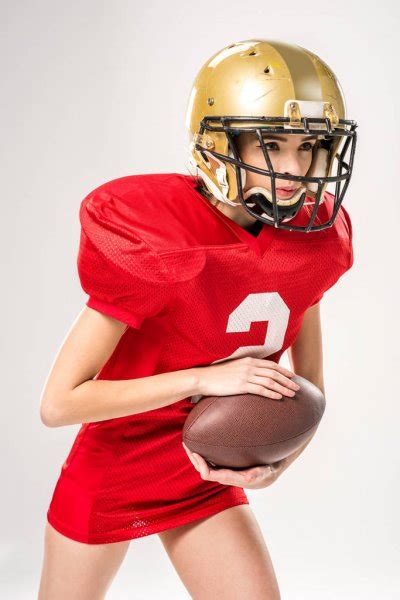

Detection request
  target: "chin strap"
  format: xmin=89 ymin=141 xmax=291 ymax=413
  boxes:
xmin=243 ymin=185 xmax=307 ymax=224
xmin=244 ymin=184 xmax=306 ymax=206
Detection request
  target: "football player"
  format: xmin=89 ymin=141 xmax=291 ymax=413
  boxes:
xmin=39 ymin=40 xmax=356 ymax=599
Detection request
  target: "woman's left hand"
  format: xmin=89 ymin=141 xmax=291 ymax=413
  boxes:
xmin=182 ymin=442 xmax=290 ymax=490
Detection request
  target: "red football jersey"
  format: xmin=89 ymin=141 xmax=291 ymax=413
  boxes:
xmin=47 ymin=172 xmax=353 ymax=544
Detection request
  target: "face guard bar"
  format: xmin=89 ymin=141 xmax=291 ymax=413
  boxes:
xmin=195 ymin=115 xmax=358 ymax=233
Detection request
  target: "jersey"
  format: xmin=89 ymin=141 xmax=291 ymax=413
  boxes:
xmin=46 ymin=172 xmax=354 ymax=544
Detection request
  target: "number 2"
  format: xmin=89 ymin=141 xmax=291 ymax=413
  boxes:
xmin=190 ymin=292 xmax=290 ymax=403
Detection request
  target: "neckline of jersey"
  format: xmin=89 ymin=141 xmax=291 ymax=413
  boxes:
xmin=179 ymin=173 xmax=276 ymax=258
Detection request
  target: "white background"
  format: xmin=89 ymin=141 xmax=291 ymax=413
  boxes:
xmin=1 ymin=0 xmax=399 ymax=598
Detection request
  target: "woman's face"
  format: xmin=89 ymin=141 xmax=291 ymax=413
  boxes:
xmin=235 ymin=131 xmax=317 ymax=201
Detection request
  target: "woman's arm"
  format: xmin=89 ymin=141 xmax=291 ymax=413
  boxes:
xmin=39 ymin=306 xmax=199 ymax=428
xmin=287 ymin=301 xmax=325 ymax=396
xmin=282 ymin=301 xmax=325 ymax=465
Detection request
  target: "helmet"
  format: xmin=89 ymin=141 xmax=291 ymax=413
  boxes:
xmin=185 ymin=39 xmax=357 ymax=232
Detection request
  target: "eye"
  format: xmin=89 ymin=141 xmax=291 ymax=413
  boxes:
xmin=299 ymin=142 xmax=314 ymax=151
xmin=256 ymin=141 xmax=279 ymax=151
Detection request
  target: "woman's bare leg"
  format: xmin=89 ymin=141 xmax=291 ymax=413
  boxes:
xmin=158 ymin=504 xmax=281 ymax=600
xmin=38 ymin=521 xmax=130 ymax=600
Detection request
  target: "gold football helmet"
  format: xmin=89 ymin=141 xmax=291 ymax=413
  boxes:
xmin=185 ymin=39 xmax=357 ymax=232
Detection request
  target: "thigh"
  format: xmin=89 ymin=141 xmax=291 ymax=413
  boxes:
xmin=38 ymin=521 xmax=130 ymax=600
xmin=158 ymin=504 xmax=281 ymax=600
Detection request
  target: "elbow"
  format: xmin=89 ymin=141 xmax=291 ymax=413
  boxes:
xmin=40 ymin=397 xmax=66 ymax=428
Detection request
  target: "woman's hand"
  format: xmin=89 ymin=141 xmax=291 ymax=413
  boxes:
xmin=194 ymin=356 xmax=300 ymax=401
xmin=182 ymin=442 xmax=290 ymax=490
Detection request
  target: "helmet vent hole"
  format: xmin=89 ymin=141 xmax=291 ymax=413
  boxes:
xmin=264 ymin=66 xmax=270 ymax=73
xmin=249 ymin=50 xmax=257 ymax=56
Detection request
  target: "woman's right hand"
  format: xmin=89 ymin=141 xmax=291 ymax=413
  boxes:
xmin=193 ymin=356 xmax=300 ymax=400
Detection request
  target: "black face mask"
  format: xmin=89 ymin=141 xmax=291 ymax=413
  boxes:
xmin=195 ymin=116 xmax=358 ymax=233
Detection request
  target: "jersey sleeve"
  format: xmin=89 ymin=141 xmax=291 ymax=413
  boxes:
xmin=310 ymin=292 xmax=324 ymax=306
xmin=310 ymin=204 xmax=354 ymax=307
xmin=340 ymin=203 xmax=354 ymax=269
xmin=77 ymin=190 xmax=170 ymax=329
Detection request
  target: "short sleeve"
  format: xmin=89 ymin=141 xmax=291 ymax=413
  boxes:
xmin=77 ymin=190 xmax=170 ymax=329
xmin=310 ymin=292 xmax=324 ymax=306
xmin=340 ymin=204 xmax=354 ymax=269
xmin=309 ymin=204 xmax=354 ymax=307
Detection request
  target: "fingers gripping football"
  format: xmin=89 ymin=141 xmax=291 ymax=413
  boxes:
xmin=196 ymin=356 xmax=300 ymax=400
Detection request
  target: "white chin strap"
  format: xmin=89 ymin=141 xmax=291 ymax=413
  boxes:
xmin=243 ymin=184 xmax=307 ymax=223
xmin=244 ymin=184 xmax=306 ymax=205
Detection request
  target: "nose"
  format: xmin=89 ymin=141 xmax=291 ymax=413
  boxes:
xmin=276 ymin=171 xmax=300 ymax=189
xmin=277 ymin=163 xmax=303 ymax=188
xmin=276 ymin=154 xmax=303 ymax=180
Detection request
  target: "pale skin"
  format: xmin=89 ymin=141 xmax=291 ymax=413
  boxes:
xmin=206 ymin=130 xmax=318 ymax=228
xmin=38 ymin=133 xmax=325 ymax=599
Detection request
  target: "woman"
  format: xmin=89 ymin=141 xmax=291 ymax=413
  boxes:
xmin=38 ymin=40 xmax=356 ymax=599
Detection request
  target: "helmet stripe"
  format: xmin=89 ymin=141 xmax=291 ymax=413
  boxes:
xmin=269 ymin=41 xmax=322 ymax=101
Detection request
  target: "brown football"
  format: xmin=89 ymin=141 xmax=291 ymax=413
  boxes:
xmin=182 ymin=375 xmax=325 ymax=470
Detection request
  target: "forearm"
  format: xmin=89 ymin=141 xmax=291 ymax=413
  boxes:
xmin=287 ymin=346 xmax=325 ymax=395
xmin=287 ymin=302 xmax=325 ymax=396
xmin=284 ymin=304 xmax=325 ymax=466
xmin=49 ymin=368 xmax=200 ymax=427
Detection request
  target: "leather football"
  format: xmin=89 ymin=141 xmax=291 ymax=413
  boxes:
xmin=182 ymin=375 xmax=325 ymax=470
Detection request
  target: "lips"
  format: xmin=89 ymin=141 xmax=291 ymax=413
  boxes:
xmin=277 ymin=187 xmax=297 ymax=192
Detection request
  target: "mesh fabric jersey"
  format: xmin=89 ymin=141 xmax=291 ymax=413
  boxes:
xmin=47 ymin=172 xmax=353 ymax=544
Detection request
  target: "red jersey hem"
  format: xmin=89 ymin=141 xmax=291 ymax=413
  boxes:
xmin=47 ymin=495 xmax=249 ymax=545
